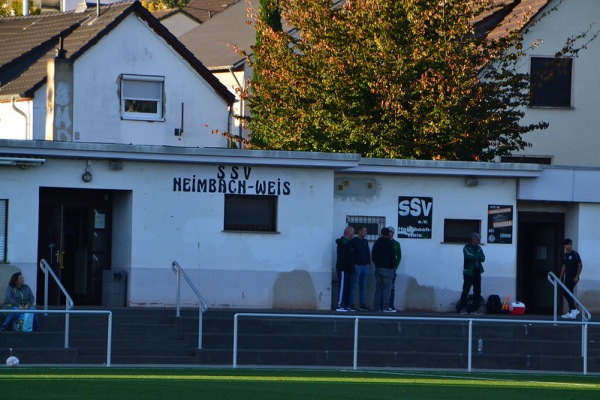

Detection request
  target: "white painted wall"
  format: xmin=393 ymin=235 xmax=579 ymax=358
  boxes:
xmin=0 ymin=157 xmax=335 ymax=310
xmin=333 ymin=174 xmax=518 ymax=312
xmin=0 ymin=100 xmax=33 ymax=140
xmin=513 ymin=0 xmax=600 ymax=166
xmin=28 ymin=14 xmax=230 ymax=148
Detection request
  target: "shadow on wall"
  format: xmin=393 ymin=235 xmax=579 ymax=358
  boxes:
xmin=396 ymin=275 xmax=459 ymax=312
xmin=271 ymin=270 xmax=317 ymax=310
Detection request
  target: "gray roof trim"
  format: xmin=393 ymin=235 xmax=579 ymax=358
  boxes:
xmin=348 ymin=158 xmax=544 ymax=178
xmin=0 ymin=140 xmax=360 ymax=169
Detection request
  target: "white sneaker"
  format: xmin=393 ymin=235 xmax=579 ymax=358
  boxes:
xmin=571 ymin=309 xmax=580 ymax=318
xmin=561 ymin=311 xmax=573 ymax=319
xmin=336 ymin=307 xmax=348 ymax=312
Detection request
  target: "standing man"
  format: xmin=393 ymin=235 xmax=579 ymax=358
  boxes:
xmin=457 ymin=233 xmax=485 ymax=315
xmin=372 ymin=227 xmax=397 ymax=312
xmin=335 ymin=226 xmax=355 ymax=312
xmin=387 ymin=226 xmax=402 ymax=311
xmin=350 ymin=226 xmax=370 ymax=311
xmin=560 ymin=238 xmax=583 ymax=319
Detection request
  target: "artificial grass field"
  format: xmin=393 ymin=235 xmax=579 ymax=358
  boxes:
xmin=1 ymin=367 xmax=599 ymax=399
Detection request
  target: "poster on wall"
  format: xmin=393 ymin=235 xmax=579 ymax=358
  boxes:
xmin=487 ymin=205 xmax=513 ymax=244
xmin=397 ymin=196 xmax=433 ymax=239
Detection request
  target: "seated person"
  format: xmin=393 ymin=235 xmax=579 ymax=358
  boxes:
xmin=1 ymin=272 xmax=40 ymax=331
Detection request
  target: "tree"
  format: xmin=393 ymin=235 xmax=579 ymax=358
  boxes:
xmin=242 ymin=0 xmax=585 ymax=160
xmin=141 ymin=0 xmax=189 ymax=12
xmin=0 ymin=1 xmax=41 ymax=16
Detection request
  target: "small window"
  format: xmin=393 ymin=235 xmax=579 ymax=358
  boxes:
xmin=345 ymin=215 xmax=385 ymax=241
xmin=120 ymin=74 xmax=164 ymax=121
xmin=529 ymin=57 xmax=572 ymax=108
xmin=444 ymin=219 xmax=481 ymax=244
xmin=0 ymin=200 xmax=7 ymax=262
xmin=224 ymin=194 xmax=277 ymax=232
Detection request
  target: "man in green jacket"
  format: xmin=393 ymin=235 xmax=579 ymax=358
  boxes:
xmin=457 ymin=233 xmax=485 ymax=315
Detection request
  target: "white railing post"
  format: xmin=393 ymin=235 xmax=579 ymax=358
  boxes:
xmin=353 ymin=317 xmax=359 ymax=370
xmin=39 ymin=259 xmax=75 ymax=348
xmin=233 ymin=314 xmax=239 ymax=369
xmin=172 ymin=261 xmax=209 ymax=349
xmin=467 ymin=319 xmax=473 ymax=372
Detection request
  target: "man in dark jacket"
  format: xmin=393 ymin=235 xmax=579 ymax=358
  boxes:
xmin=335 ymin=226 xmax=355 ymax=312
xmin=372 ymin=227 xmax=397 ymax=312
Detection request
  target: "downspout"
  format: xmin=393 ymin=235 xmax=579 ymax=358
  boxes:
xmin=228 ymin=67 xmax=244 ymax=149
xmin=11 ymin=97 xmax=30 ymax=140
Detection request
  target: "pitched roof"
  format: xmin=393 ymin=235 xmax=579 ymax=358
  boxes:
xmin=179 ymin=0 xmax=257 ymax=70
xmin=181 ymin=0 xmax=240 ymax=23
xmin=0 ymin=0 xmax=235 ymax=104
xmin=474 ymin=0 xmax=551 ymax=40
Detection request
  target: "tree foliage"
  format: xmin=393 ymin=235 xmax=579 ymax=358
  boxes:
xmin=243 ymin=0 xmax=567 ymax=160
xmin=141 ymin=0 xmax=189 ymax=12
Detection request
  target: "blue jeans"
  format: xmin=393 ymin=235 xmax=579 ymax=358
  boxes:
xmin=374 ymin=268 xmax=395 ymax=310
xmin=350 ymin=265 xmax=369 ymax=309
xmin=2 ymin=306 xmax=40 ymax=331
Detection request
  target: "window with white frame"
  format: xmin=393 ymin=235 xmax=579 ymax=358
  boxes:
xmin=120 ymin=74 xmax=165 ymax=121
xmin=224 ymin=194 xmax=278 ymax=232
xmin=529 ymin=57 xmax=573 ymax=108
xmin=0 ymin=200 xmax=7 ymax=262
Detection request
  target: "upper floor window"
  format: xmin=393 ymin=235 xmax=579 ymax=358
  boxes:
xmin=120 ymin=74 xmax=164 ymax=121
xmin=0 ymin=200 xmax=7 ymax=262
xmin=529 ymin=57 xmax=573 ymax=108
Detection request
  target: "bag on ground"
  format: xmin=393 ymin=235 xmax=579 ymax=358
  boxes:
xmin=486 ymin=294 xmax=502 ymax=314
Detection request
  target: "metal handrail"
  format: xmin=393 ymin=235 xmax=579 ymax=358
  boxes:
xmin=39 ymin=259 xmax=75 ymax=347
xmin=172 ymin=261 xmax=208 ymax=349
xmin=548 ymin=271 xmax=591 ymax=322
xmin=233 ymin=313 xmax=600 ymax=375
xmin=3 ymin=308 xmax=112 ymax=366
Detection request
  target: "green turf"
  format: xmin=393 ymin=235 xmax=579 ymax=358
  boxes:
xmin=1 ymin=368 xmax=599 ymax=399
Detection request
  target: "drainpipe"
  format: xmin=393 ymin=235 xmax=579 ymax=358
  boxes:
xmin=228 ymin=67 xmax=244 ymax=148
xmin=11 ymin=97 xmax=30 ymax=140
xmin=23 ymin=0 xmax=29 ymax=16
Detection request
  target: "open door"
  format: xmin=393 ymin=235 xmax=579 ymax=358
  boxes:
xmin=517 ymin=212 xmax=564 ymax=314
xmin=38 ymin=188 xmax=112 ymax=306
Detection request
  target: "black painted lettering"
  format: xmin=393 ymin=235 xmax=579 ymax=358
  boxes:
xmin=217 ymin=165 xmax=225 ymax=179
xmin=173 ymin=178 xmax=182 ymax=191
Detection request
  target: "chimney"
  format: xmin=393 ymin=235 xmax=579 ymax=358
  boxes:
xmin=45 ymin=38 xmax=74 ymax=141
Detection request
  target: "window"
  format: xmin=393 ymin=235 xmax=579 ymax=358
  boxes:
xmin=224 ymin=194 xmax=277 ymax=232
xmin=0 ymin=200 xmax=7 ymax=262
xmin=345 ymin=215 xmax=385 ymax=241
xmin=444 ymin=219 xmax=480 ymax=244
xmin=529 ymin=57 xmax=573 ymax=108
xmin=120 ymin=74 xmax=164 ymax=121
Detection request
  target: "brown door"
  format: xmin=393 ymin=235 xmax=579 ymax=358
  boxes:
xmin=517 ymin=212 xmax=564 ymax=314
xmin=38 ymin=188 xmax=112 ymax=306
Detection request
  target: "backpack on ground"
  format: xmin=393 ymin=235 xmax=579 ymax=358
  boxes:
xmin=486 ymin=294 xmax=502 ymax=314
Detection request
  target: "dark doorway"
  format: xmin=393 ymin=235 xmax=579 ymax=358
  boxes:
xmin=517 ymin=212 xmax=564 ymax=314
xmin=38 ymin=188 xmax=112 ymax=306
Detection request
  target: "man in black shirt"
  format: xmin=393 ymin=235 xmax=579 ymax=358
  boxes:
xmin=560 ymin=238 xmax=583 ymax=319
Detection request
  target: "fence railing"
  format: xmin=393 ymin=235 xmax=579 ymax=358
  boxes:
xmin=172 ymin=261 xmax=209 ymax=349
xmin=39 ymin=259 xmax=75 ymax=347
xmin=233 ymin=313 xmax=600 ymax=375
xmin=548 ymin=271 xmax=591 ymax=322
xmin=3 ymin=308 xmax=112 ymax=366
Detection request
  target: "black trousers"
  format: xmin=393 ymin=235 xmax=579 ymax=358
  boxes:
xmin=458 ymin=273 xmax=481 ymax=312
xmin=563 ymin=274 xmax=578 ymax=310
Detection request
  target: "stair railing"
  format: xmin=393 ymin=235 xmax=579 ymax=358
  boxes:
xmin=172 ymin=261 xmax=209 ymax=349
xmin=39 ymin=258 xmax=75 ymax=348
xmin=547 ymin=271 xmax=591 ymax=322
